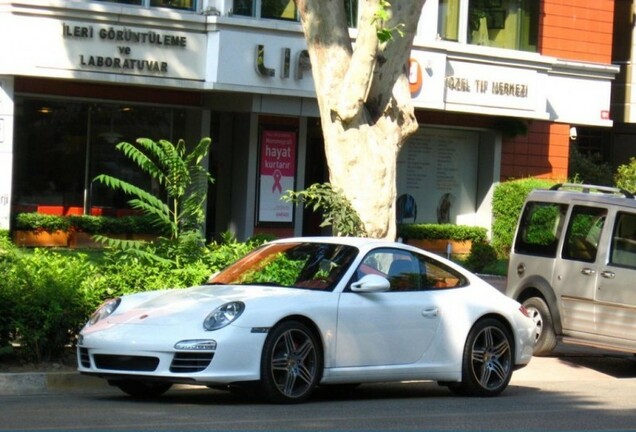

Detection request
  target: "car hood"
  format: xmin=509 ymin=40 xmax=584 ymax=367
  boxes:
xmin=105 ymin=284 xmax=307 ymax=327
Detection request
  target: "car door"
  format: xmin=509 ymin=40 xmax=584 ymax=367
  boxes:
xmin=334 ymin=248 xmax=444 ymax=367
xmin=554 ymin=204 xmax=608 ymax=335
xmin=595 ymin=209 xmax=636 ymax=346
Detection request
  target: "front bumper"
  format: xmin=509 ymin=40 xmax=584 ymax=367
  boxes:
xmin=77 ymin=323 xmax=267 ymax=385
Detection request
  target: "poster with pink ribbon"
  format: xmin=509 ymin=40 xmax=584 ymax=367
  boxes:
xmin=258 ymin=129 xmax=297 ymax=223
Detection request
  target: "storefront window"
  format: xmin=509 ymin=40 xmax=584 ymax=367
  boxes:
xmin=438 ymin=0 xmax=538 ymax=52
xmin=12 ymin=98 xmax=188 ymax=215
xmin=467 ymin=0 xmax=538 ymax=51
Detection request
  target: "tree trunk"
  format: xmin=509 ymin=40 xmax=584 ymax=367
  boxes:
xmin=296 ymin=0 xmax=425 ymax=239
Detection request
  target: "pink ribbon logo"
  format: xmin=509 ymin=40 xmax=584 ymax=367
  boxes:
xmin=272 ymin=170 xmax=282 ymax=193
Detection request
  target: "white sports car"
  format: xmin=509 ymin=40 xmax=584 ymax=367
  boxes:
xmin=78 ymin=237 xmax=534 ymax=403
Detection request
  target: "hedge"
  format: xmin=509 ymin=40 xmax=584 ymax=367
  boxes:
xmin=491 ymin=178 xmax=557 ymax=256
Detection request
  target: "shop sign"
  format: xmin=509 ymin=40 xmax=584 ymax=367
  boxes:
xmin=444 ymin=60 xmax=537 ymax=111
xmin=61 ymin=21 xmax=201 ymax=79
xmin=257 ymin=129 xmax=297 ymax=224
xmin=255 ymin=45 xmax=311 ymax=80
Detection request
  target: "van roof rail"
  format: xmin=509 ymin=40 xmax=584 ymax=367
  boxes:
xmin=549 ymin=183 xmax=635 ymax=199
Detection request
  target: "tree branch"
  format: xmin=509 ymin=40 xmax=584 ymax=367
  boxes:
xmin=333 ymin=1 xmax=381 ymax=124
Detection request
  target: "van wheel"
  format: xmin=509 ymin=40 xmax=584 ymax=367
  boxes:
xmin=523 ymin=296 xmax=557 ymax=356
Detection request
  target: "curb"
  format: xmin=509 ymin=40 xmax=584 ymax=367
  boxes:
xmin=0 ymin=371 xmax=107 ymax=395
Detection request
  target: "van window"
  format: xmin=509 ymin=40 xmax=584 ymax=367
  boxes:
xmin=514 ymin=201 xmax=568 ymax=257
xmin=562 ymin=206 xmax=607 ymax=263
xmin=610 ymin=212 xmax=636 ymax=268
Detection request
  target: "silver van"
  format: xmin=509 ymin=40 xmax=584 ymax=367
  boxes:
xmin=506 ymin=183 xmax=636 ymax=355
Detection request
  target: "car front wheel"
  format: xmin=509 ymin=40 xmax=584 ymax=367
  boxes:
xmin=259 ymin=320 xmax=323 ymax=404
xmin=522 ymin=296 xmax=557 ymax=356
xmin=449 ymin=318 xmax=514 ymax=397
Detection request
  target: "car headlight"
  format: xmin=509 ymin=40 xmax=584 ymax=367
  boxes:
xmin=204 ymin=301 xmax=245 ymax=331
xmin=87 ymin=298 xmax=121 ymax=326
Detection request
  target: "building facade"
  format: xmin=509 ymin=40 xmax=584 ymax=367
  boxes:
xmin=0 ymin=0 xmax=617 ymax=240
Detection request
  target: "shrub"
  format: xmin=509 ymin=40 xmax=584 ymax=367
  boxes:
xmin=0 ymin=235 xmax=20 ymax=355
xmin=491 ymin=178 xmax=556 ymax=257
xmin=568 ymin=146 xmax=613 ymax=186
xmin=67 ymin=215 xmax=106 ymax=234
xmin=14 ymin=213 xmax=70 ymax=232
xmin=203 ymin=232 xmax=270 ymax=274
xmin=5 ymin=249 xmax=96 ymax=362
xmin=463 ymin=241 xmax=498 ymax=273
xmin=615 ymin=157 xmax=636 ymax=193
xmin=397 ymin=224 xmax=487 ymax=242
xmin=89 ymin=254 xmax=211 ymax=299
xmin=0 ymin=233 xmax=265 ymax=363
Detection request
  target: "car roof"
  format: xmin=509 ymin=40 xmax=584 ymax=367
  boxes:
xmin=527 ymin=183 xmax=636 ymax=208
xmin=268 ymin=236 xmax=398 ymax=248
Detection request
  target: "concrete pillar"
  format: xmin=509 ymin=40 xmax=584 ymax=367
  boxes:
xmin=0 ymin=76 xmax=14 ymax=230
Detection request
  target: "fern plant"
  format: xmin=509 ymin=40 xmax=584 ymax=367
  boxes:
xmin=93 ymin=137 xmax=214 ymax=265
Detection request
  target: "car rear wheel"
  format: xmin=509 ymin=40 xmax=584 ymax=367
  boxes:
xmin=449 ymin=318 xmax=514 ymax=397
xmin=109 ymin=379 xmax=172 ymax=398
xmin=522 ymin=296 xmax=557 ymax=356
xmin=259 ymin=320 xmax=323 ymax=404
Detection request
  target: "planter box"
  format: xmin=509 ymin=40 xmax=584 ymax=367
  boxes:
xmin=13 ymin=230 xmax=69 ymax=247
xmin=406 ymin=238 xmax=473 ymax=255
xmin=68 ymin=232 xmax=101 ymax=249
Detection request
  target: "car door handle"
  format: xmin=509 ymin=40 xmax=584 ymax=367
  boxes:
xmin=581 ymin=268 xmax=596 ymax=276
xmin=601 ymin=271 xmax=615 ymax=279
xmin=422 ymin=308 xmax=439 ymax=318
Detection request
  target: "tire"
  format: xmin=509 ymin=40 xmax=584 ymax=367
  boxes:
xmin=109 ymin=380 xmax=172 ymax=399
xmin=259 ymin=320 xmax=323 ymax=404
xmin=450 ymin=318 xmax=514 ymax=397
xmin=522 ymin=296 xmax=557 ymax=356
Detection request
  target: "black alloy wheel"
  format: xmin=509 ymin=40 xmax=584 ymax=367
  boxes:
xmin=259 ymin=320 xmax=323 ymax=404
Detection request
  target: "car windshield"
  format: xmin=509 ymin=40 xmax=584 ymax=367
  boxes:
xmin=208 ymin=242 xmax=359 ymax=291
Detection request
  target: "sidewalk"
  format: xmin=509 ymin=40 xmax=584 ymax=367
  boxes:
xmin=0 ymin=371 xmax=107 ymax=395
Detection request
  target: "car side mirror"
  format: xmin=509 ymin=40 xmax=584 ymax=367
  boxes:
xmin=350 ymin=274 xmax=390 ymax=293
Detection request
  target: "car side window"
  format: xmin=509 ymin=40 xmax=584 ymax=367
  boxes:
xmin=610 ymin=212 xmax=636 ymax=268
xmin=353 ymin=249 xmax=421 ymax=291
xmin=562 ymin=205 xmax=607 ymax=263
xmin=418 ymin=254 xmax=468 ymax=289
xmin=514 ymin=201 xmax=568 ymax=258
xmin=349 ymin=248 xmax=466 ymax=291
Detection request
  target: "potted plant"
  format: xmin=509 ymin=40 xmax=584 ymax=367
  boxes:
xmin=397 ymin=223 xmax=488 ymax=255
xmin=13 ymin=213 xmax=71 ymax=247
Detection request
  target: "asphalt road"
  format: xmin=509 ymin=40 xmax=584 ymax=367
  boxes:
xmin=0 ymin=345 xmax=635 ymax=431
